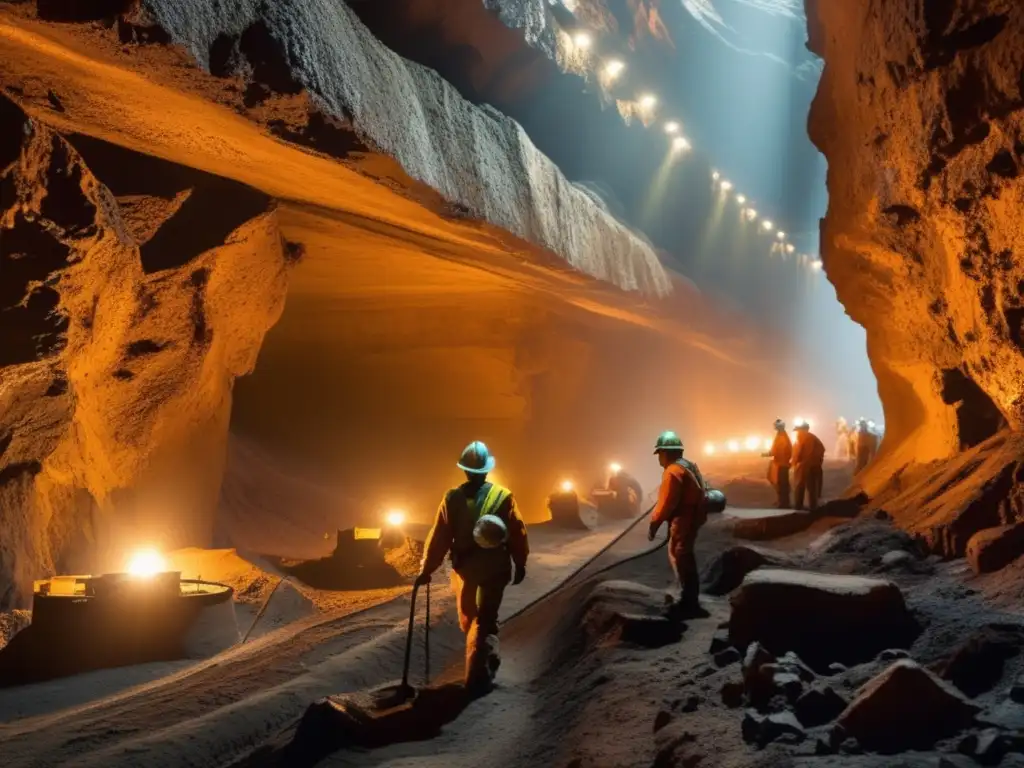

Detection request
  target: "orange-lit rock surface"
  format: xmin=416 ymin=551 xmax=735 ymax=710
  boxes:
xmin=0 ymin=5 xmax=789 ymax=605
xmin=808 ymin=0 xmax=1024 ymax=559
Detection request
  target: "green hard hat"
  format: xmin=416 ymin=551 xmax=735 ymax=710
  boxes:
xmin=457 ymin=440 xmax=496 ymax=474
xmin=653 ymin=430 xmax=684 ymax=454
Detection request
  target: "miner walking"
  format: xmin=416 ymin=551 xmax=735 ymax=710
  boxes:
xmin=647 ymin=431 xmax=709 ymax=620
xmin=417 ymin=441 xmax=529 ymax=696
xmin=763 ymin=418 xmax=792 ymax=509
xmin=792 ymin=421 xmax=826 ymax=511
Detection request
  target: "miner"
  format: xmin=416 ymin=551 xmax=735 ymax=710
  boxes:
xmin=835 ymin=417 xmax=850 ymax=460
xmin=762 ymin=418 xmax=792 ymax=508
xmin=417 ymin=440 xmax=529 ymax=696
xmin=647 ymin=431 xmax=709 ymax=620
xmin=792 ymin=421 xmax=826 ymax=511
xmin=854 ymin=418 xmax=880 ymax=474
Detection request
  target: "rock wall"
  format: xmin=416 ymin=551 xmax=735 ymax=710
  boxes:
xmin=137 ymin=0 xmax=671 ymax=296
xmin=0 ymin=95 xmax=291 ymax=606
xmin=807 ymin=0 xmax=1024 ymax=555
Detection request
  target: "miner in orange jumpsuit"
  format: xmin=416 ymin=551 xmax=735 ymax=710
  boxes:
xmin=647 ymin=431 xmax=708 ymax=620
xmin=792 ymin=422 xmax=826 ymax=511
xmin=763 ymin=419 xmax=792 ymax=509
xmin=417 ymin=441 xmax=529 ymax=696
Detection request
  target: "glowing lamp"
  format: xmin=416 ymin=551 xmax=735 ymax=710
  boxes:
xmin=711 ymin=170 xmax=720 ymax=181
xmin=126 ymin=549 xmax=166 ymax=578
xmin=762 ymin=438 xmax=773 ymax=451
xmin=744 ymin=436 xmax=761 ymax=451
xmin=720 ymin=180 xmax=733 ymax=191
xmin=609 ymin=462 xmax=622 ymax=475
xmin=785 ymin=243 xmax=795 ymax=254
xmin=727 ymin=440 xmax=740 ymax=453
xmin=639 ymin=93 xmax=657 ymax=108
xmin=573 ymin=32 xmax=592 ymax=49
xmin=704 ymin=442 xmax=716 ymax=455
xmin=664 ymin=121 xmax=680 ymax=134
xmin=762 ymin=220 xmax=774 ymax=231
xmin=810 ymin=260 xmax=824 ymax=271
xmin=776 ymin=231 xmax=786 ymax=240
xmin=671 ymin=136 xmax=691 ymax=152
xmin=560 ymin=480 xmax=575 ymax=493
xmin=746 ymin=209 xmax=758 ymax=221
xmin=385 ymin=510 xmax=406 ymax=527
xmin=604 ymin=59 xmax=625 ymax=78
xmin=736 ymin=194 xmax=746 ymax=204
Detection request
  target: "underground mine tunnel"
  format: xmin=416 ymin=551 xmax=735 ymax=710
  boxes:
xmin=3 ymin=1 xmax=1024 ymax=767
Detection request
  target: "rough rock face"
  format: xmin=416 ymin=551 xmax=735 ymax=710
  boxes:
xmin=139 ymin=0 xmax=670 ymax=296
xmin=807 ymin=1 xmax=1024 ymax=555
xmin=0 ymin=95 xmax=291 ymax=606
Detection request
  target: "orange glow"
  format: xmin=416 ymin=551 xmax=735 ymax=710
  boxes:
xmin=126 ymin=549 xmax=166 ymax=577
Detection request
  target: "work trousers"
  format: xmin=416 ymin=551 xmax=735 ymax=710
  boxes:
xmin=668 ymin=517 xmax=700 ymax=609
xmin=450 ymin=569 xmax=506 ymax=693
xmin=794 ymin=465 xmax=823 ymax=511
xmin=769 ymin=464 xmax=791 ymax=509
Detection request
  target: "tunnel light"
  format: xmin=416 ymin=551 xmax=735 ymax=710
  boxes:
xmin=727 ymin=440 xmax=740 ymax=453
xmin=867 ymin=420 xmax=876 ymax=429
xmin=785 ymin=243 xmax=795 ymax=254
xmin=762 ymin=220 xmax=774 ymax=231
xmin=573 ymin=31 xmax=592 ymax=49
xmin=604 ymin=59 xmax=625 ymax=78
xmin=609 ymin=462 xmax=622 ymax=475
xmin=746 ymin=209 xmax=758 ymax=221
xmin=762 ymin=438 xmax=773 ymax=451
xmin=126 ymin=549 xmax=166 ymax=578
xmin=810 ymin=259 xmax=824 ymax=271
xmin=736 ymin=194 xmax=746 ymax=204
xmin=560 ymin=479 xmax=575 ymax=493
xmin=671 ymin=136 xmax=691 ymax=152
xmin=711 ymin=170 xmax=721 ymax=181
xmin=744 ymin=436 xmax=761 ymax=451
xmin=704 ymin=442 xmax=716 ymax=455
xmin=777 ymin=231 xmax=786 ymax=240
xmin=639 ymin=93 xmax=657 ymax=109
xmin=385 ymin=510 xmax=406 ymax=527
xmin=720 ymin=180 xmax=733 ymax=192
xmin=664 ymin=121 xmax=680 ymax=134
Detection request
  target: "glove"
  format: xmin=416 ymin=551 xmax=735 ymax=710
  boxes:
xmin=414 ymin=571 xmax=432 ymax=587
xmin=648 ymin=521 xmax=662 ymax=541
xmin=513 ymin=563 xmax=526 ymax=585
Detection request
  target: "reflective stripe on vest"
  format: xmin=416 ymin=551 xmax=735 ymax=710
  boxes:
xmin=479 ymin=482 xmax=511 ymax=521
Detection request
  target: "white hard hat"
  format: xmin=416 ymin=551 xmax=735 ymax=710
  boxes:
xmin=473 ymin=514 xmax=508 ymax=549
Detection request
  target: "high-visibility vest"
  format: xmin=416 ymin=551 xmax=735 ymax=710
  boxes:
xmin=450 ymin=482 xmax=512 ymax=558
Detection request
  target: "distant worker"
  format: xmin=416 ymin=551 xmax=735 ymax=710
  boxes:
xmin=417 ymin=441 xmax=529 ymax=696
xmin=846 ymin=421 xmax=858 ymax=463
xmin=647 ymin=431 xmax=709 ymax=620
xmin=792 ymin=421 xmax=826 ymax=511
xmin=606 ymin=464 xmax=644 ymax=517
xmin=762 ymin=419 xmax=792 ymax=509
xmin=835 ymin=417 xmax=850 ymax=460
xmin=854 ymin=419 xmax=880 ymax=474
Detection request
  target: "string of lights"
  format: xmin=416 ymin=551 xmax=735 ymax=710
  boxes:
xmin=563 ymin=25 xmax=824 ymax=273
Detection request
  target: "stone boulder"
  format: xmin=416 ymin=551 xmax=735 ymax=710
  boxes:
xmin=701 ymin=545 xmax=791 ymax=596
xmin=967 ymin=524 xmax=1024 ymax=574
xmin=728 ymin=569 xmax=920 ymax=669
xmin=581 ymin=581 xmax=682 ymax=649
xmin=732 ymin=511 xmax=816 ymax=542
xmin=838 ymin=660 xmax=980 ymax=753
xmin=741 ymin=709 xmax=806 ymax=747
xmin=939 ymin=624 xmax=1024 ymax=698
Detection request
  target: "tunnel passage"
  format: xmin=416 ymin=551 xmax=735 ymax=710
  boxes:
xmin=226 ymin=206 xmax=780 ymax=533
